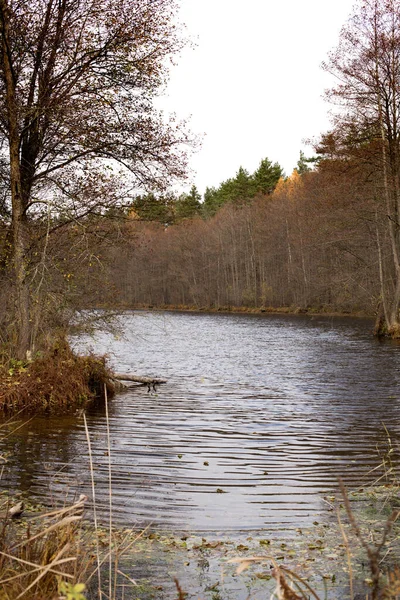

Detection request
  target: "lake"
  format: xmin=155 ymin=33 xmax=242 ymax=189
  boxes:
xmin=1 ymin=310 xmax=400 ymax=535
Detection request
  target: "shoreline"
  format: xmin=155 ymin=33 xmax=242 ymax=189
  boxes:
xmin=2 ymin=484 xmax=399 ymax=599
xmin=120 ymin=303 xmax=374 ymax=320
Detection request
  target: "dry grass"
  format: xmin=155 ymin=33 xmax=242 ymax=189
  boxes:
xmin=0 ymin=341 xmax=114 ymax=413
xmin=0 ymin=495 xmax=91 ymax=600
xmin=0 ymin=388 xmax=143 ymax=600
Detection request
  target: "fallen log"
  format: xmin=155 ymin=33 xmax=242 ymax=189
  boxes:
xmin=113 ymin=373 xmax=167 ymax=392
xmin=114 ymin=374 xmax=167 ymax=385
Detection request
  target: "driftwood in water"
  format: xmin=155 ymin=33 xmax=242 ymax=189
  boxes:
xmin=114 ymin=374 xmax=167 ymax=384
xmin=114 ymin=373 xmax=167 ymax=391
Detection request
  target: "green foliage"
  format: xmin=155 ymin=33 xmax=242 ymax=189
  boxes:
xmin=296 ymin=150 xmax=320 ymax=175
xmin=203 ymin=185 xmax=223 ymax=217
xmin=132 ymin=193 xmax=175 ymax=224
xmin=253 ymin=157 xmax=283 ymax=194
xmin=59 ymin=582 xmax=87 ymax=600
xmin=202 ymin=158 xmax=283 ymax=216
xmin=230 ymin=166 xmax=254 ymax=201
xmin=7 ymin=358 xmax=28 ymax=376
xmin=175 ymin=185 xmax=202 ymax=220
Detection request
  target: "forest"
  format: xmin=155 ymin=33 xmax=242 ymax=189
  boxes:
xmin=105 ymin=154 xmax=379 ymax=317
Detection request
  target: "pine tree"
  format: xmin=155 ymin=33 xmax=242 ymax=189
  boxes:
xmin=175 ymin=185 xmax=202 ymax=220
xmin=253 ymin=158 xmax=283 ymax=195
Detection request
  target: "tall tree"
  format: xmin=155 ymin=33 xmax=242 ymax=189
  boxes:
xmin=253 ymin=157 xmax=283 ymax=194
xmin=0 ymin=0 xmax=190 ymax=357
xmin=175 ymin=184 xmax=201 ymax=220
xmin=323 ymin=0 xmax=400 ymax=335
xmin=133 ymin=193 xmax=176 ymax=224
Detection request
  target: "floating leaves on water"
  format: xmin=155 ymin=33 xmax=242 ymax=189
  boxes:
xmin=204 ymin=461 xmax=209 ymax=466
xmin=203 ymin=540 xmax=224 ymax=549
xmin=259 ymin=539 xmax=270 ymax=547
xmin=307 ymin=543 xmax=323 ymax=550
xmin=177 ymin=454 xmax=182 ymax=459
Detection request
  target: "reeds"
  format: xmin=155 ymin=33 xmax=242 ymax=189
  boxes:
xmin=226 ymin=497 xmax=400 ymax=600
xmin=0 ymin=387 xmax=141 ymax=600
xmin=0 ymin=495 xmax=91 ymax=599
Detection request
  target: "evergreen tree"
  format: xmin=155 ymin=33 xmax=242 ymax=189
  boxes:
xmin=296 ymin=151 xmax=311 ymax=175
xmin=133 ymin=193 xmax=175 ymax=224
xmin=175 ymin=185 xmax=202 ymax=220
xmin=203 ymin=186 xmax=221 ymax=217
xmin=253 ymin=158 xmax=283 ymax=195
xmin=231 ymin=167 xmax=254 ymax=203
xmin=296 ymin=151 xmax=319 ymax=175
xmin=202 ymin=157 xmax=283 ymax=217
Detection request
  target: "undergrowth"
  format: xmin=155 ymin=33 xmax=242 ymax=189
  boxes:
xmin=0 ymin=341 xmax=114 ymax=413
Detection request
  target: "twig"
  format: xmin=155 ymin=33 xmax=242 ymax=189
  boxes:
xmin=336 ymin=507 xmax=354 ymax=600
xmin=83 ymin=412 xmax=102 ymax=598
xmin=105 ymin=385 xmax=113 ymax=600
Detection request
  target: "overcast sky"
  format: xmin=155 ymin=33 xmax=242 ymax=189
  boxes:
xmin=159 ymin=0 xmax=356 ymax=195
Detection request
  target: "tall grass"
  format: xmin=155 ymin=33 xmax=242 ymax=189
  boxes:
xmin=0 ymin=389 xmax=142 ymax=600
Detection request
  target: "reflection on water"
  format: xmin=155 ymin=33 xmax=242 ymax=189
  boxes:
xmin=1 ymin=311 xmax=400 ymax=532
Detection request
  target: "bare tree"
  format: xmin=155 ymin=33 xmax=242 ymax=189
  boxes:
xmin=0 ymin=0 xmax=191 ymax=357
xmin=323 ymin=0 xmax=400 ymax=335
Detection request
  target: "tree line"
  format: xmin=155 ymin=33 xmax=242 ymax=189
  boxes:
xmin=101 ymin=0 xmax=400 ymax=337
xmin=104 ymin=164 xmax=378 ymax=316
xmin=127 ymin=157 xmax=283 ymax=223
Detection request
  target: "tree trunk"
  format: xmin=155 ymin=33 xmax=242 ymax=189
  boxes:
xmin=0 ymin=0 xmax=31 ymax=358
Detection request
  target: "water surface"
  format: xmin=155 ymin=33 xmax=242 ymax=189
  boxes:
xmin=1 ymin=311 xmax=400 ymax=533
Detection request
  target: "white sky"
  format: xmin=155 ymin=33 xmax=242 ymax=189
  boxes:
xmin=160 ymin=0 xmax=356 ymax=195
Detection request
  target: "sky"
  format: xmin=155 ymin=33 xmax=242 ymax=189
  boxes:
xmin=159 ymin=0 xmax=357 ymax=195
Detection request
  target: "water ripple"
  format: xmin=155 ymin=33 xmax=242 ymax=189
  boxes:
xmin=1 ymin=311 xmax=400 ymax=532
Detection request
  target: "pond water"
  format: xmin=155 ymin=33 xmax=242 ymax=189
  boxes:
xmin=1 ymin=310 xmax=400 ymax=535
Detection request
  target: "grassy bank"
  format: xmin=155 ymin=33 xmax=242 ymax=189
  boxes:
xmin=0 ymin=341 xmax=114 ymax=414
